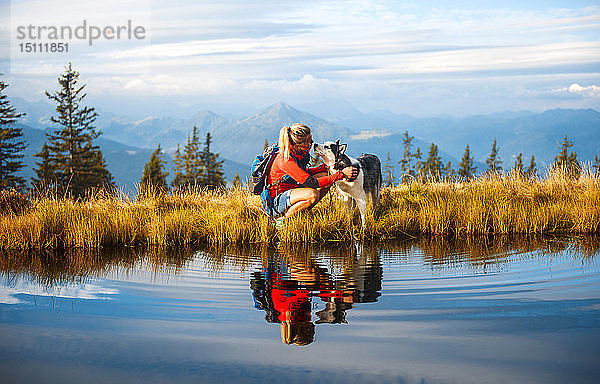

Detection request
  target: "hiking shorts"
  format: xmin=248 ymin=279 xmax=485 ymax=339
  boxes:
xmin=273 ymin=189 xmax=293 ymax=217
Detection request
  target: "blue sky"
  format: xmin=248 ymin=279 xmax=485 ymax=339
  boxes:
xmin=1 ymin=0 xmax=599 ymax=116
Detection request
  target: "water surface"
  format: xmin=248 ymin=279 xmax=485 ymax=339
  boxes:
xmin=1 ymin=236 xmax=599 ymax=383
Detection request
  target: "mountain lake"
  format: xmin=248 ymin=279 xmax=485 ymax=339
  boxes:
xmin=1 ymin=235 xmax=599 ymax=384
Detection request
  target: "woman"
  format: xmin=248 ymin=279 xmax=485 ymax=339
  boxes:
xmin=267 ymin=123 xmax=357 ymax=227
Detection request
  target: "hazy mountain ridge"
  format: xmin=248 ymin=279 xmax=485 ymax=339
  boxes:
xmin=400 ymin=108 xmax=600 ymax=165
xmin=16 ymin=123 xmax=249 ymax=194
xmin=9 ymin=96 xmax=600 ymax=190
xmin=99 ymin=101 xmax=352 ymax=164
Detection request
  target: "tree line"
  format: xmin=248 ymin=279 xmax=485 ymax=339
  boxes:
xmin=382 ymin=131 xmax=589 ymax=187
xmin=140 ymin=127 xmax=226 ymax=195
xmin=0 ymin=64 xmax=226 ymax=197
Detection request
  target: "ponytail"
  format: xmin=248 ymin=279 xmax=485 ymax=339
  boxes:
xmin=279 ymin=126 xmax=292 ymax=160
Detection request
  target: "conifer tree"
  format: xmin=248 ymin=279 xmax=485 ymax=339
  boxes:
xmin=399 ymin=131 xmax=416 ymax=181
xmin=444 ymin=161 xmax=454 ymax=181
xmin=458 ymin=144 xmax=477 ymax=180
xmin=412 ymin=147 xmax=423 ymax=182
xmin=200 ymin=132 xmax=225 ymax=190
xmin=35 ymin=63 xmax=113 ymax=197
xmin=593 ymin=154 xmax=600 ymax=177
xmin=171 ymin=126 xmax=202 ymax=189
xmin=31 ymin=143 xmax=55 ymax=190
xmin=171 ymin=144 xmax=186 ymax=189
xmin=383 ymin=151 xmax=395 ymax=187
xmin=485 ymin=138 xmax=502 ymax=175
xmin=553 ymin=134 xmax=580 ymax=178
xmin=264 ymin=138 xmax=269 ymax=151
xmin=140 ymin=144 xmax=169 ymax=196
xmin=421 ymin=143 xmax=443 ymax=181
xmin=526 ymin=155 xmax=537 ymax=179
xmin=232 ymin=172 xmax=242 ymax=189
xmin=186 ymin=126 xmax=203 ymax=184
xmin=0 ymin=80 xmax=27 ymax=190
xmin=513 ymin=153 xmax=524 ymax=175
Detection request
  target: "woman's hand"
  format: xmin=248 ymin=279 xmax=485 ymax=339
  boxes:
xmin=342 ymin=166 xmax=359 ymax=180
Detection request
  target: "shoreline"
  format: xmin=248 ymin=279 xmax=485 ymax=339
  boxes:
xmin=1 ymin=174 xmax=599 ymax=250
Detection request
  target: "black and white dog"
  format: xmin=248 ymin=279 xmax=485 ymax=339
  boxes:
xmin=313 ymin=140 xmax=382 ymax=227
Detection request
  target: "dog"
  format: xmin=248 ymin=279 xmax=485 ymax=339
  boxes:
xmin=313 ymin=140 xmax=382 ymax=227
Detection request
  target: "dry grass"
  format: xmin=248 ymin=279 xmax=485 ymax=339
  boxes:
xmin=1 ymin=169 xmax=598 ymax=250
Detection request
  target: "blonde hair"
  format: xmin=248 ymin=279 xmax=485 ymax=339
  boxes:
xmin=280 ymin=321 xmax=315 ymax=346
xmin=278 ymin=123 xmax=311 ymax=160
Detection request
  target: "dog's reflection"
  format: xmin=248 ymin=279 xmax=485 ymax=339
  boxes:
xmin=250 ymin=253 xmax=382 ymax=346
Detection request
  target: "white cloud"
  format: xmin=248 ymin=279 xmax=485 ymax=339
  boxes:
xmin=3 ymin=1 xmax=600 ymax=115
xmin=0 ymin=280 xmax=118 ymax=304
xmin=350 ymin=130 xmax=393 ymax=140
xmin=553 ymin=83 xmax=600 ymax=97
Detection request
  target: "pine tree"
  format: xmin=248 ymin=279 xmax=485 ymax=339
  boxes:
xmin=444 ymin=161 xmax=455 ymax=181
xmin=485 ymin=138 xmax=502 ymax=175
xmin=0 ymin=80 xmax=27 ymax=190
xmin=140 ymin=144 xmax=169 ymax=196
xmin=593 ymin=154 xmax=600 ymax=177
xmin=171 ymin=126 xmax=202 ymax=189
xmin=31 ymin=143 xmax=56 ymax=190
xmin=35 ymin=63 xmax=113 ymax=197
xmin=383 ymin=152 xmax=395 ymax=187
xmin=513 ymin=153 xmax=524 ymax=175
xmin=421 ymin=143 xmax=443 ymax=181
xmin=199 ymin=132 xmax=225 ymax=190
xmin=526 ymin=155 xmax=537 ymax=179
xmin=413 ymin=147 xmax=423 ymax=182
xmin=232 ymin=172 xmax=242 ymax=189
xmin=458 ymin=144 xmax=477 ymax=180
xmin=171 ymin=144 xmax=186 ymax=189
xmin=399 ymin=131 xmax=415 ymax=182
xmin=264 ymin=138 xmax=269 ymax=151
xmin=186 ymin=126 xmax=203 ymax=184
xmin=553 ymin=134 xmax=580 ymax=178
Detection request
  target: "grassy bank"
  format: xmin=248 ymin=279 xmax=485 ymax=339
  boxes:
xmin=1 ymin=171 xmax=599 ymax=250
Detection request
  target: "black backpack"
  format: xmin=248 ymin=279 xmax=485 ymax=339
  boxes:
xmin=248 ymin=144 xmax=279 ymax=195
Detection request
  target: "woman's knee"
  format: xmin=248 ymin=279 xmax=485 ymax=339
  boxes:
xmin=290 ymin=188 xmax=319 ymax=205
xmin=307 ymin=189 xmax=319 ymax=204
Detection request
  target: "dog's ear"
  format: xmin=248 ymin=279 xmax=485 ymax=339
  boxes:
xmin=338 ymin=143 xmax=347 ymax=155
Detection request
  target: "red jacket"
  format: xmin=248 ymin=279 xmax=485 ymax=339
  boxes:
xmin=267 ymin=149 xmax=344 ymax=198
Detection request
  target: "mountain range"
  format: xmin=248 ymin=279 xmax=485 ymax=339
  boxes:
xmin=10 ymin=96 xmax=600 ymax=193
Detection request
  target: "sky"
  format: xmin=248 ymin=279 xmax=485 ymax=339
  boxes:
xmin=1 ymin=0 xmax=599 ymax=117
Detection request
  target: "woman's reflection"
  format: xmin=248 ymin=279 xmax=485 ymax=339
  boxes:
xmin=251 ymin=250 xmax=382 ymax=346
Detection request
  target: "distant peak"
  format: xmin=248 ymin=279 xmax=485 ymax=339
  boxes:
xmin=265 ymin=101 xmax=294 ymax=112
xmin=248 ymin=102 xmax=305 ymax=121
xmin=190 ymin=110 xmax=221 ymax=119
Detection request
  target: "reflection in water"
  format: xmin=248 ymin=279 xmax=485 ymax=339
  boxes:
xmin=0 ymin=236 xmax=598 ymax=312
xmin=380 ymin=234 xmax=600 ymax=273
xmin=0 ymin=246 xmax=198 ymax=288
xmin=250 ymin=246 xmax=382 ymax=345
xmin=1 ymin=235 xmax=598 ymax=290
xmin=0 ymin=236 xmax=599 ymax=383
